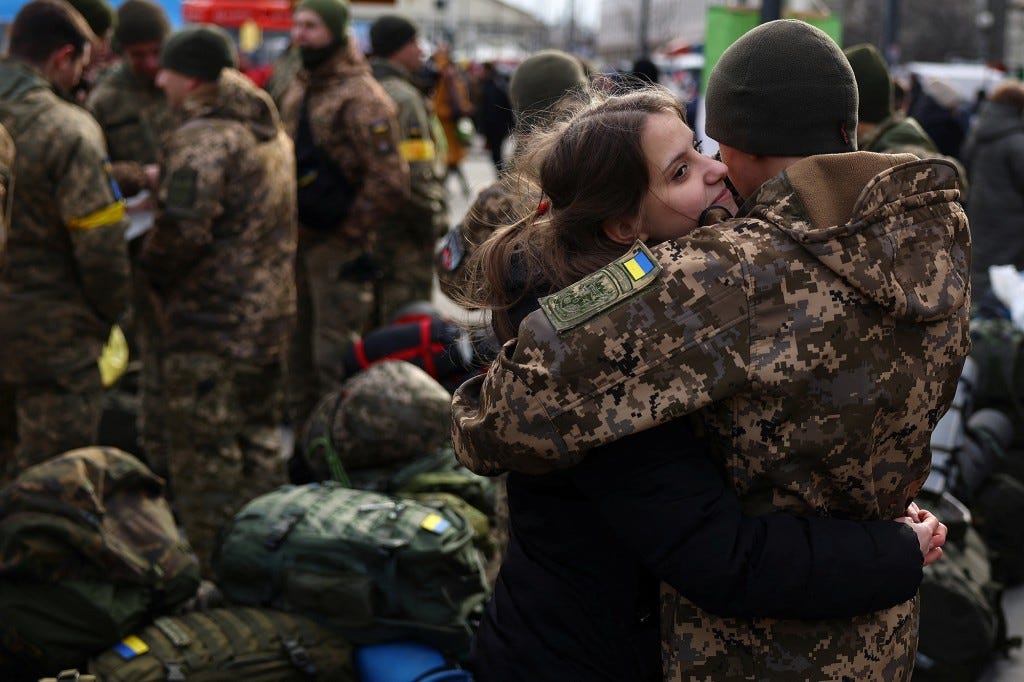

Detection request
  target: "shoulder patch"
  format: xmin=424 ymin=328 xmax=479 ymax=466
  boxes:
xmin=438 ymin=227 xmax=466 ymax=272
xmin=369 ymin=119 xmax=395 ymax=156
xmin=540 ymin=240 xmax=662 ymax=333
xmin=165 ymin=168 xmax=198 ymax=210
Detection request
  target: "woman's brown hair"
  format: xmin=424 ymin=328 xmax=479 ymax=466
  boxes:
xmin=455 ymin=85 xmax=686 ymax=342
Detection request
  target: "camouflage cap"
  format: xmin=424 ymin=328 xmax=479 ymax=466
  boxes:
xmin=300 ymin=360 xmax=453 ymax=479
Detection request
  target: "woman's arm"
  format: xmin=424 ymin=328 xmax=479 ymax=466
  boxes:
xmin=570 ymin=419 xmax=928 ymax=620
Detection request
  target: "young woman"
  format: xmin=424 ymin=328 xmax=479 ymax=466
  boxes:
xmin=454 ymin=87 xmax=946 ymax=681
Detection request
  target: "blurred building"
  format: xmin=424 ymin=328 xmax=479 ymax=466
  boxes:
xmin=350 ymin=0 xmax=549 ymax=62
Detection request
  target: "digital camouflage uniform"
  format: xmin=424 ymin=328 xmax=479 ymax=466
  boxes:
xmin=280 ymin=39 xmax=409 ymax=427
xmin=371 ymin=57 xmax=447 ymax=319
xmin=86 ymin=61 xmax=178 ymax=479
xmin=139 ymin=69 xmax=297 ymax=575
xmin=452 ymin=153 xmax=972 ymax=680
xmin=0 ymin=57 xmax=130 ymax=480
xmin=435 ymin=178 xmax=536 ymax=301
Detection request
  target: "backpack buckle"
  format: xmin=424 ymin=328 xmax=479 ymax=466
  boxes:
xmin=165 ymin=661 xmax=187 ymax=682
xmin=282 ymin=637 xmax=317 ymax=675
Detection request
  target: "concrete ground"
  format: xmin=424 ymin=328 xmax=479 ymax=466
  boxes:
xmin=443 ymin=141 xmax=1024 ymax=681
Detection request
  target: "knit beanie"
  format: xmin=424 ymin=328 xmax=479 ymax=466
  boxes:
xmin=160 ymin=25 xmax=237 ymax=82
xmin=370 ymin=14 xmax=417 ymax=58
xmin=68 ymin=0 xmax=114 ymax=39
xmin=296 ymin=0 xmax=350 ymax=45
xmin=114 ymin=0 xmax=170 ymax=46
xmin=706 ymin=19 xmax=858 ymax=156
xmin=509 ymin=50 xmax=588 ymax=121
xmin=844 ymin=43 xmax=894 ymax=124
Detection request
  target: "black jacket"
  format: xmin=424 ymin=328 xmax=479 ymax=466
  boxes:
xmin=471 ymin=417 xmax=924 ymax=681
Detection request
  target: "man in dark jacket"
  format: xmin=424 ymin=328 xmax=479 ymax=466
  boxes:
xmin=962 ymin=79 xmax=1024 ymax=293
xmin=475 ymin=61 xmax=514 ymax=173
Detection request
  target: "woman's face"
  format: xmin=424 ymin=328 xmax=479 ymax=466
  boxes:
xmin=636 ymin=111 xmax=738 ymax=243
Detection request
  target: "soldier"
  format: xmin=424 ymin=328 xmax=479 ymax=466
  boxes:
xmin=139 ymin=26 xmax=297 ymax=574
xmin=369 ymin=14 xmax=447 ymax=320
xmin=436 ymin=49 xmax=588 ymax=304
xmin=0 ymin=124 xmax=15 ymax=465
xmin=452 ymin=20 xmax=969 ymax=681
xmin=86 ymin=0 xmax=176 ymax=478
xmin=280 ymin=0 xmax=409 ymax=430
xmin=66 ymin=0 xmax=116 ymax=100
xmin=0 ymin=0 xmax=130 ymax=479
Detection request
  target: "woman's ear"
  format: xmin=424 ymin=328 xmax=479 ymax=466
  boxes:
xmin=602 ymin=215 xmax=641 ymax=246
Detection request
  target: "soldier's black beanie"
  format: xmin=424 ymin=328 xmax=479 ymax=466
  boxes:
xmin=706 ymin=19 xmax=858 ymax=156
xmin=114 ymin=0 xmax=170 ymax=46
xmin=160 ymin=25 xmax=237 ymax=82
xmin=845 ymin=43 xmax=895 ymax=125
xmin=68 ymin=0 xmax=114 ymax=39
xmin=370 ymin=14 xmax=418 ymax=58
xmin=296 ymin=0 xmax=349 ymax=45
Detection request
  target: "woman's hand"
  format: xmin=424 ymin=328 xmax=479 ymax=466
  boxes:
xmin=896 ymin=504 xmax=948 ymax=566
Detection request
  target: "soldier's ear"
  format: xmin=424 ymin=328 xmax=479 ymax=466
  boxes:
xmin=602 ymin=214 xmax=640 ymax=246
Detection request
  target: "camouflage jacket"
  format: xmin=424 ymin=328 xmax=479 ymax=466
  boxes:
xmin=281 ymin=41 xmax=409 ymax=248
xmin=0 ymin=123 xmax=13 ymax=265
xmin=452 ymin=153 xmax=971 ymax=680
xmin=371 ymin=58 xmax=446 ymax=241
xmin=0 ymin=58 xmax=130 ymax=382
xmin=86 ymin=63 xmax=177 ymax=196
xmin=435 ymin=178 xmax=536 ymax=301
xmin=139 ymin=70 xmax=297 ymax=363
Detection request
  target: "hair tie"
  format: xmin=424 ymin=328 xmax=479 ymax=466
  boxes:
xmin=536 ymin=197 xmax=550 ymax=217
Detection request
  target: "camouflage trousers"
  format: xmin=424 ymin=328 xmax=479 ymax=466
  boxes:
xmin=0 ymin=365 xmax=104 ymax=486
xmin=131 ymin=254 xmax=169 ymax=482
xmin=375 ymin=224 xmax=442 ymax=323
xmin=161 ymin=351 xmax=287 ymax=577
xmin=287 ymin=237 xmax=375 ymax=429
xmin=660 ymin=589 xmax=919 ymax=681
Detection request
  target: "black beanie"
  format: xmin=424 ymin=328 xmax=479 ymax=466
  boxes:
xmin=706 ymin=19 xmax=858 ymax=156
xmin=68 ymin=0 xmax=114 ymax=39
xmin=370 ymin=14 xmax=418 ymax=58
xmin=160 ymin=25 xmax=237 ymax=82
xmin=845 ymin=43 xmax=894 ymax=125
xmin=114 ymin=0 xmax=170 ymax=46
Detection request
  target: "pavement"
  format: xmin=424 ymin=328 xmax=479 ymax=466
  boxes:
xmin=443 ymin=141 xmax=1024 ymax=681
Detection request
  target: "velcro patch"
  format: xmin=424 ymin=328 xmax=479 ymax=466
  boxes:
xmin=540 ymin=240 xmax=662 ymax=333
xmin=369 ymin=119 xmax=395 ymax=156
xmin=438 ymin=227 xmax=465 ymax=272
xmin=165 ymin=168 xmax=197 ymax=210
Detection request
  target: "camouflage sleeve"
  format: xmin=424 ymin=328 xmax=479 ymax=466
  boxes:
xmin=57 ymin=120 xmax=130 ymax=324
xmin=110 ymin=160 xmax=150 ymax=198
xmin=395 ymin=91 xmax=445 ymax=220
xmin=571 ymin=420 xmax=923 ymax=618
xmin=451 ymin=230 xmax=752 ymax=475
xmin=335 ymin=93 xmax=410 ymax=246
xmin=140 ymin=125 xmax=227 ymax=289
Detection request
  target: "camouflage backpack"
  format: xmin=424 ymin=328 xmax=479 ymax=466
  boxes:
xmin=211 ymin=482 xmax=489 ymax=657
xmin=0 ymin=447 xmax=200 ymax=677
xmin=88 ymin=607 xmax=355 ymax=681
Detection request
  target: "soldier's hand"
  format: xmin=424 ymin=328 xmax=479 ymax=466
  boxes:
xmin=896 ymin=509 xmax=947 ymax=565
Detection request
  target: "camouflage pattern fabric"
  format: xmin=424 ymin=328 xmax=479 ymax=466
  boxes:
xmin=300 ymin=360 xmax=453 ymax=476
xmin=452 ymin=153 xmax=972 ymax=680
xmin=0 ymin=122 xmax=13 ymax=263
xmin=86 ymin=60 xmax=178 ymax=484
xmin=0 ymin=57 xmax=130 ymax=472
xmin=280 ymin=41 xmax=409 ymax=426
xmin=139 ymin=69 xmax=297 ymax=363
xmin=435 ymin=178 xmax=536 ymax=301
xmin=162 ymin=351 xmax=286 ymax=577
xmin=371 ymin=58 xmax=447 ymax=320
xmin=86 ymin=62 xmax=177 ymax=193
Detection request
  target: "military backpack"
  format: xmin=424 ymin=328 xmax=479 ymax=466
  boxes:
xmin=211 ymin=482 xmax=489 ymax=657
xmin=88 ymin=607 xmax=354 ymax=681
xmin=0 ymin=447 xmax=200 ymax=677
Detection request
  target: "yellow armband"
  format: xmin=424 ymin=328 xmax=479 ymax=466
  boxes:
xmin=67 ymin=201 xmax=127 ymax=231
xmin=399 ymin=139 xmax=436 ymax=162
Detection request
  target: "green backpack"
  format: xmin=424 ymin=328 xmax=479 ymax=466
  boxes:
xmin=0 ymin=447 xmax=200 ymax=677
xmin=88 ymin=607 xmax=355 ymax=681
xmin=211 ymin=482 xmax=489 ymax=657
xmin=969 ymin=318 xmax=1024 ymax=434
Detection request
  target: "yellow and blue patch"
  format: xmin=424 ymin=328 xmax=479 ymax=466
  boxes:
xmin=420 ymin=513 xmax=451 ymax=535
xmin=623 ymin=251 xmax=655 ymax=280
xmin=114 ymin=635 xmax=150 ymax=660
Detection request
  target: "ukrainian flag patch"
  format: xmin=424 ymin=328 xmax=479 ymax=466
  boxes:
xmin=114 ymin=635 xmax=150 ymax=660
xmin=623 ymin=251 xmax=655 ymax=280
xmin=421 ymin=513 xmax=451 ymax=534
